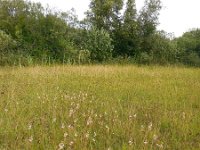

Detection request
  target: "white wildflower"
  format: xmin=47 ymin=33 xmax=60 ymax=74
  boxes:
xmin=28 ymin=124 xmax=32 ymax=130
xmin=141 ymin=125 xmax=145 ymax=131
xmin=148 ymin=122 xmax=153 ymax=131
xmin=144 ymin=140 xmax=148 ymax=145
xmin=28 ymin=136 xmax=33 ymax=142
xmin=85 ymin=133 xmax=90 ymax=139
xmin=69 ymin=109 xmax=74 ymax=117
xmin=69 ymin=141 xmax=74 ymax=146
xmin=87 ymin=117 xmax=93 ymax=126
xmin=182 ymin=112 xmax=186 ymax=119
xmin=153 ymin=134 xmax=158 ymax=141
xmin=74 ymin=133 xmax=78 ymax=137
xmin=94 ymin=132 xmax=97 ymax=137
xmin=61 ymin=123 xmax=65 ymax=129
xmin=128 ymin=140 xmax=133 ymax=145
xmin=133 ymin=114 xmax=137 ymax=118
xmin=59 ymin=142 xmax=64 ymax=149
xmin=64 ymin=132 xmax=68 ymax=138
xmin=156 ymin=143 xmax=164 ymax=149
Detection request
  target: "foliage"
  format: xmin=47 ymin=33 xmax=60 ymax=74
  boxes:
xmin=149 ymin=31 xmax=178 ymax=64
xmin=176 ymin=29 xmax=200 ymax=66
xmin=113 ymin=0 xmax=140 ymax=57
xmin=0 ymin=30 xmax=16 ymax=53
xmin=138 ymin=0 xmax=162 ymax=53
xmin=84 ymin=28 xmax=113 ymax=62
xmin=0 ymin=0 xmax=199 ymax=66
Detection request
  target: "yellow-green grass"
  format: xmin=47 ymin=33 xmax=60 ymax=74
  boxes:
xmin=0 ymin=65 xmax=200 ymax=150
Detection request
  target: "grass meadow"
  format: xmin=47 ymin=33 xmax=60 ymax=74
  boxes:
xmin=0 ymin=65 xmax=200 ymax=150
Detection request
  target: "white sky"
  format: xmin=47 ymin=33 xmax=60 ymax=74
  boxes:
xmin=31 ymin=0 xmax=200 ymax=37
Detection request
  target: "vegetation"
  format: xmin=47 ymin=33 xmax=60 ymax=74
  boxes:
xmin=0 ymin=65 xmax=200 ymax=149
xmin=0 ymin=1 xmax=199 ymax=149
xmin=0 ymin=0 xmax=200 ymax=66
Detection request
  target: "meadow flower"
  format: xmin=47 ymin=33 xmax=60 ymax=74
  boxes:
xmin=69 ymin=141 xmax=74 ymax=146
xmin=28 ymin=124 xmax=32 ymax=130
xmin=141 ymin=125 xmax=145 ymax=131
xmin=4 ymin=108 xmax=8 ymax=112
xmin=76 ymin=104 xmax=80 ymax=110
xmin=74 ymin=133 xmax=78 ymax=137
xmin=128 ymin=140 xmax=133 ymax=145
xmin=153 ymin=134 xmax=158 ymax=141
xmin=144 ymin=140 xmax=148 ymax=145
xmin=58 ymin=142 xmax=64 ymax=149
xmin=94 ymin=132 xmax=97 ymax=137
xmin=28 ymin=136 xmax=33 ymax=142
xmin=85 ymin=132 xmax=90 ymax=139
xmin=182 ymin=112 xmax=186 ymax=119
xmin=69 ymin=109 xmax=74 ymax=117
xmin=129 ymin=114 xmax=137 ymax=119
xmin=133 ymin=114 xmax=137 ymax=118
xmin=74 ymin=119 xmax=78 ymax=123
xmin=148 ymin=122 xmax=153 ymax=131
xmin=105 ymin=125 xmax=110 ymax=131
xmin=64 ymin=132 xmax=68 ymax=138
xmin=87 ymin=117 xmax=93 ymax=126
xmin=156 ymin=143 xmax=164 ymax=149
xmin=61 ymin=123 xmax=65 ymax=129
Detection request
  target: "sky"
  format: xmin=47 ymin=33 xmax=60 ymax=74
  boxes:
xmin=31 ymin=0 xmax=200 ymax=37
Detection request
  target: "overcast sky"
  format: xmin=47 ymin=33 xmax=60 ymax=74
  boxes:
xmin=31 ymin=0 xmax=200 ymax=37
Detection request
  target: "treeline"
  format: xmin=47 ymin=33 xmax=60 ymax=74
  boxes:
xmin=0 ymin=0 xmax=200 ymax=66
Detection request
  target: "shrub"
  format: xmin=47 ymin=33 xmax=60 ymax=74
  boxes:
xmin=0 ymin=30 xmax=16 ymax=55
xmin=183 ymin=52 xmax=200 ymax=66
xmin=84 ymin=28 xmax=113 ymax=62
xmin=139 ymin=52 xmax=153 ymax=64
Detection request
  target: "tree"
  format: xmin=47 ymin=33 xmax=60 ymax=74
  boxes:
xmin=138 ymin=0 xmax=162 ymax=53
xmin=150 ymin=31 xmax=178 ymax=64
xmin=114 ymin=0 xmax=140 ymax=57
xmin=87 ymin=0 xmax=123 ymax=31
xmin=0 ymin=30 xmax=16 ymax=54
xmin=84 ymin=27 xmax=113 ymax=62
xmin=176 ymin=28 xmax=200 ymax=66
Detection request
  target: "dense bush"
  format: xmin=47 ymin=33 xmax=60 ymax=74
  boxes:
xmin=182 ymin=52 xmax=200 ymax=66
xmin=0 ymin=0 xmax=199 ymax=66
xmin=0 ymin=30 xmax=16 ymax=54
xmin=84 ymin=28 xmax=113 ymax=62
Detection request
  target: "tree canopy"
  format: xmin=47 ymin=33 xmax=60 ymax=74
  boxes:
xmin=0 ymin=0 xmax=199 ymax=66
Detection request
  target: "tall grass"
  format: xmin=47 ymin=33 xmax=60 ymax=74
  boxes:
xmin=0 ymin=65 xmax=200 ymax=149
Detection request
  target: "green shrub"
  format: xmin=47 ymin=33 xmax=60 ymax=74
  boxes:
xmin=84 ymin=28 xmax=113 ymax=62
xmin=139 ymin=52 xmax=153 ymax=64
xmin=183 ymin=52 xmax=200 ymax=66
xmin=0 ymin=30 xmax=16 ymax=54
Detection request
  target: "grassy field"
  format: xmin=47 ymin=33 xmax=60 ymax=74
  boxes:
xmin=0 ymin=65 xmax=200 ymax=150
